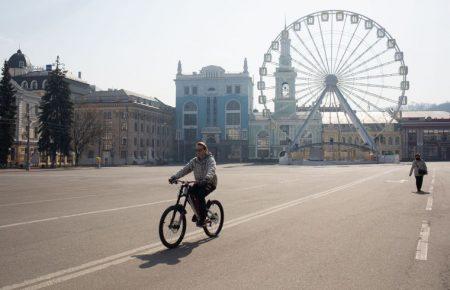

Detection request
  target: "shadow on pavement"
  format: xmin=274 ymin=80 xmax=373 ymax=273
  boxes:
xmin=413 ymin=191 xmax=430 ymax=195
xmin=134 ymin=237 xmax=214 ymax=269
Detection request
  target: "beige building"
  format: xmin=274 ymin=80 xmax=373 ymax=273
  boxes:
xmin=321 ymin=112 xmax=401 ymax=161
xmin=74 ymin=90 xmax=175 ymax=166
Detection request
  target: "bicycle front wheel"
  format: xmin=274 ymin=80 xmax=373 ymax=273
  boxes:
xmin=203 ymin=200 xmax=224 ymax=237
xmin=159 ymin=206 xmax=186 ymax=249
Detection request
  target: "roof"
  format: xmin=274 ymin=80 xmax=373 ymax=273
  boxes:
xmin=8 ymin=49 xmax=31 ymax=68
xmin=400 ymin=111 xmax=450 ymax=119
xmin=76 ymin=89 xmax=173 ymax=110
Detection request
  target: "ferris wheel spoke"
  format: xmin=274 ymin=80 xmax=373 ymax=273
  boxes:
xmin=305 ymin=19 xmax=329 ymax=74
xmin=339 ymin=83 xmax=397 ymax=104
xmin=317 ymin=15 xmax=331 ymax=73
xmin=333 ymin=14 xmax=348 ymax=73
xmin=335 ymin=28 xmax=372 ymax=75
xmin=340 ymin=48 xmax=389 ymax=78
xmin=343 ymin=59 xmax=397 ymax=79
xmin=342 ymin=89 xmax=384 ymax=131
xmin=297 ymin=86 xmax=323 ymax=108
xmin=337 ymin=37 xmax=383 ymax=76
xmin=339 ymin=81 xmax=401 ymax=90
xmin=291 ymin=57 xmax=324 ymax=79
xmin=342 ymin=73 xmax=401 ymax=81
xmin=295 ymin=77 xmax=323 ymax=83
xmin=296 ymin=83 xmax=322 ymax=94
xmin=330 ymin=13 xmax=334 ymax=74
xmin=294 ymin=68 xmax=323 ymax=80
xmin=293 ymin=30 xmax=327 ymax=75
xmin=339 ymin=85 xmax=385 ymax=113
xmin=334 ymin=20 xmax=361 ymax=74
xmin=290 ymin=45 xmax=326 ymax=77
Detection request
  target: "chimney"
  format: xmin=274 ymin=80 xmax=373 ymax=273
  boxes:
xmin=78 ymin=71 xmax=82 ymax=79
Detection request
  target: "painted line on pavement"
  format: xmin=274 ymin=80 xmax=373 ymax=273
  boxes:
xmin=415 ymin=221 xmax=430 ymax=261
xmin=0 ymin=180 xmax=295 ymax=229
xmin=0 ymin=195 xmax=99 ymax=207
xmin=426 ymin=170 xmax=436 ymax=211
xmin=0 ymin=168 xmax=399 ymax=290
xmin=0 ymin=199 xmax=174 ymax=229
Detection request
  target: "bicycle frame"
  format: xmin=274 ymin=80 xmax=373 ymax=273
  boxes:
xmin=169 ymin=182 xmax=199 ymax=226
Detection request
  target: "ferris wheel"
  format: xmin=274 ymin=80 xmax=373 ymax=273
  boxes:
xmin=258 ymin=10 xmax=408 ymax=152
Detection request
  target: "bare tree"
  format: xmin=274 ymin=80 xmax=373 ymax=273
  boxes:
xmin=72 ymin=110 xmax=103 ymax=166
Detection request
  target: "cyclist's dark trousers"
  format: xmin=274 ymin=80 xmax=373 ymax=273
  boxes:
xmin=188 ymin=182 xmax=216 ymax=223
xmin=415 ymin=175 xmax=424 ymax=192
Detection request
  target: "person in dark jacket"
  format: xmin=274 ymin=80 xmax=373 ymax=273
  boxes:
xmin=409 ymin=153 xmax=428 ymax=192
xmin=169 ymin=141 xmax=217 ymax=226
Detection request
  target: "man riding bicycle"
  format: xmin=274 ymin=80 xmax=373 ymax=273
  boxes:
xmin=169 ymin=141 xmax=217 ymax=227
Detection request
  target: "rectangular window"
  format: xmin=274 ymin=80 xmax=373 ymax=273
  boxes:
xmin=120 ymin=151 xmax=127 ymax=159
xmin=192 ymin=86 xmax=198 ymax=95
xmin=134 ymin=122 xmax=138 ymax=131
xmin=184 ymin=114 xmax=197 ymax=126
xmin=103 ymin=111 xmax=112 ymax=119
xmin=184 ymin=86 xmax=190 ymax=95
xmin=134 ymin=137 xmax=137 ymax=146
xmin=140 ymin=139 xmax=144 ymax=147
xmin=184 ymin=129 xmax=197 ymax=141
xmin=206 ymin=97 xmax=211 ymax=125
xmin=213 ymin=98 xmax=217 ymax=126
xmin=88 ymin=150 xmax=94 ymax=158
xmin=134 ymin=151 xmax=138 ymax=159
xmin=235 ymin=85 xmax=241 ymax=94
xmin=226 ymin=85 xmax=232 ymax=94
xmin=226 ymin=128 xmax=240 ymax=140
xmin=122 ymin=138 xmax=127 ymax=145
xmin=141 ymin=123 xmax=144 ymax=132
xmin=121 ymin=123 xmax=127 ymax=131
xmin=226 ymin=112 xmax=240 ymax=126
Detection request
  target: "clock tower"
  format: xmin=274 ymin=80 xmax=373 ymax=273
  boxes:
xmin=274 ymin=26 xmax=297 ymax=117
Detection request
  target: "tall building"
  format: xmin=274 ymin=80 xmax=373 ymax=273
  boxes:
xmin=249 ymin=26 xmax=322 ymax=160
xmin=7 ymin=49 xmax=93 ymax=99
xmin=174 ymin=60 xmax=253 ymax=162
xmin=74 ymin=89 xmax=175 ymax=165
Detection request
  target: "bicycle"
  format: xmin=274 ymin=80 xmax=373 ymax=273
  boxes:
xmin=159 ymin=180 xmax=224 ymax=249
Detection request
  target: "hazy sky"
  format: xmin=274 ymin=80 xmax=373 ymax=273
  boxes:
xmin=1 ymin=0 xmax=449 ymax=106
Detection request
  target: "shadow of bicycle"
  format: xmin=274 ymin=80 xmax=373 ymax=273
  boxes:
xmin=133 ymin=237 xmax=214 ymax=269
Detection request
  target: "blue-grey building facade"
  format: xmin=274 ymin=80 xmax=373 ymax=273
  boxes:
xmin=175 ymin=60 xmax=253 ymax=162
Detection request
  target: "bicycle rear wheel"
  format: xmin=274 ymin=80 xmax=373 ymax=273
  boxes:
xmin=159 ymin=206 xmax=186 ymax=249
xmin=203 ymin=200 xmax=224 ymax=237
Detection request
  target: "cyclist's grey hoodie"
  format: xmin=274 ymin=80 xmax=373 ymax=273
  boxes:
xmin=172 ymin=153 xmax=217 ymax=186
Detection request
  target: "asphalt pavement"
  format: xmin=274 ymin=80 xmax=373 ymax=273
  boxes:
xmin=0 ymin=162 xmax=449 ymax=289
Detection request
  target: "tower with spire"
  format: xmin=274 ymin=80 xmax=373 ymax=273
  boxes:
xmin=177 ymin=60 xmax=182 ymax=76
xmin=274 ymin=23 xmax=297 ymax=117
xmin=243 ymin=58 xmax=248 ymax=74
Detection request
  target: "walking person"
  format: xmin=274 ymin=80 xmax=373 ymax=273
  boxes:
xmin=409 ymin=153 xmax=428 ymax=193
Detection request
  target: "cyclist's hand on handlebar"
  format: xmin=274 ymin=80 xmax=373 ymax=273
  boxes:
xmin=168 ymin=176 xmax=177 ymax=184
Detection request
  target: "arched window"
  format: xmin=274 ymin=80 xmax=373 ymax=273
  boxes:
xmin=184 ymin=102 xmax=197 ymax=112
xmin=226 ymin=100 xmax=241 ymax=126
xmin=30 ymin=80 xmax=38 ymax=90
xmin=42 ymin=80 xmax=47 ymax=90
xmin=21 ymin=81 xmax=28 ymax=89
xmin=257 ymin=130 xmax=270 ymax=158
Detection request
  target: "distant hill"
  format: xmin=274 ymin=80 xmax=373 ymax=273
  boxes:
xmin=403 ymin=102 xmax=450 ymax=112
